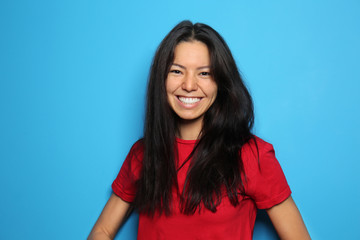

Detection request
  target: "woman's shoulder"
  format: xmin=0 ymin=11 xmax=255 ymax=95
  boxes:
xmin=241 ymin=136 xmax=291 ymax=208
xmin=131 ymin=138 xmax=145 ymax=152
xmin=126 ymin=139 xmax=145 ymax=163
xmin=241 ymin=135 xmax=274 ymax=159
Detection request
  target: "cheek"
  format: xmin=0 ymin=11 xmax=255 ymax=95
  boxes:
xmin=212 ymin=91 xmax=218 ymax=102
xmin=165 ymin=78 xmax=175 ymax=93
xmin=208 ymin=83 xmax=218 ymax=100
xmin=165 ymin=80 xmax=175 ymax=103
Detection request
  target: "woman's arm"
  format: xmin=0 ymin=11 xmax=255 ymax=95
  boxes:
xmin=88 ymin=193 xmax=132 ymax=240
xmin=266 ymin=196 xmax=311 ymax=240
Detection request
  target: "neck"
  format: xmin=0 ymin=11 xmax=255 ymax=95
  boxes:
xmin=177 ymin=117 xmax=203 ymax=140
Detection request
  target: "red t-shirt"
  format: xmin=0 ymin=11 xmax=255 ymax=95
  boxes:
xmin=112 ymin=136 xmax=291 ymax=240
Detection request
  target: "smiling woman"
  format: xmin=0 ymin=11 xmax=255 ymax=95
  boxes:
xmin=88 ymin=20 xmax=311 ymax=240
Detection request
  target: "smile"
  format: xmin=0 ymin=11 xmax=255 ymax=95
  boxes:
xmin=178 ymin=96 xmax=201 ymax=105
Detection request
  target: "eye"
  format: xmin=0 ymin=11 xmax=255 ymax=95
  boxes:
xmin=200 ymin=72 xmax=211 ymax=76
xmin=170 ymin=69 xmax=182 ymax=74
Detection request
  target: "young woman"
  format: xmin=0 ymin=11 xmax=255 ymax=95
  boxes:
xmin=88 ymin=21 xmax=310 ymax=240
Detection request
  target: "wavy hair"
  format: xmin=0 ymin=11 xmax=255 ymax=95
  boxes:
xmin=133 ymin=20 xmax=254 ymax=215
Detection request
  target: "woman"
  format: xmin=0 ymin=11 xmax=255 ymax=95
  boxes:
xmin=88 ymin=21 xmax=310 ymax=240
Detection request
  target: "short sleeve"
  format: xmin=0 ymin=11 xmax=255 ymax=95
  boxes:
xmin=242 ymin=137 xmax=291 ymax=209
xmin=111 ymin=140 xmax=144 ymax=203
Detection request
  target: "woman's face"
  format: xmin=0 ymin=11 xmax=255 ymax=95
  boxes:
xmin=166 ymin=41 xmax=218 ymax=122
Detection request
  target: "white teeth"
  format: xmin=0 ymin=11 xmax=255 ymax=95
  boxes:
xmin=178 ymin=97 xmax=201 ymax=104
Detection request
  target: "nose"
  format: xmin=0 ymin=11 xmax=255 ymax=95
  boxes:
xmin=182 ymin=74 xmax=198 ymax=92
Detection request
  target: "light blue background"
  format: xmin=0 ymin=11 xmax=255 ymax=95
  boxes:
xmin=1 ymin=0 xmax=359 ymax=239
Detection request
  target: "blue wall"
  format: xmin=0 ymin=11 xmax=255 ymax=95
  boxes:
xmin=1 ymin=0 xmax=359 ymax=239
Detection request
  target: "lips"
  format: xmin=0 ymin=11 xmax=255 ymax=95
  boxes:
xmin=178 ymin=96 xmax=202 ymax=105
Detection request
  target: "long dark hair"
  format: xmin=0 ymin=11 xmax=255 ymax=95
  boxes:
xmin=133 ymin=20 xmax=254 ymax=216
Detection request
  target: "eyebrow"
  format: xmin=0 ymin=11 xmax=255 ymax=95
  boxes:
xmin=171 ymin=63 xmax=211 ymax=70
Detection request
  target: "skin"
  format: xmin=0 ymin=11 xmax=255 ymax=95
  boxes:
xmin=88 ymin=41 xmax=311 ymax=240
xmin=166 ymin=41 xmax=217 ymax=140
xmin=267 ymin=197 xmax=311 ymax=239
xmin=88 ymin=194 xmax=131 ymax=240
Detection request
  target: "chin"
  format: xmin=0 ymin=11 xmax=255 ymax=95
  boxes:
xmin=177 ymin=114 xmax=203 ymax=122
